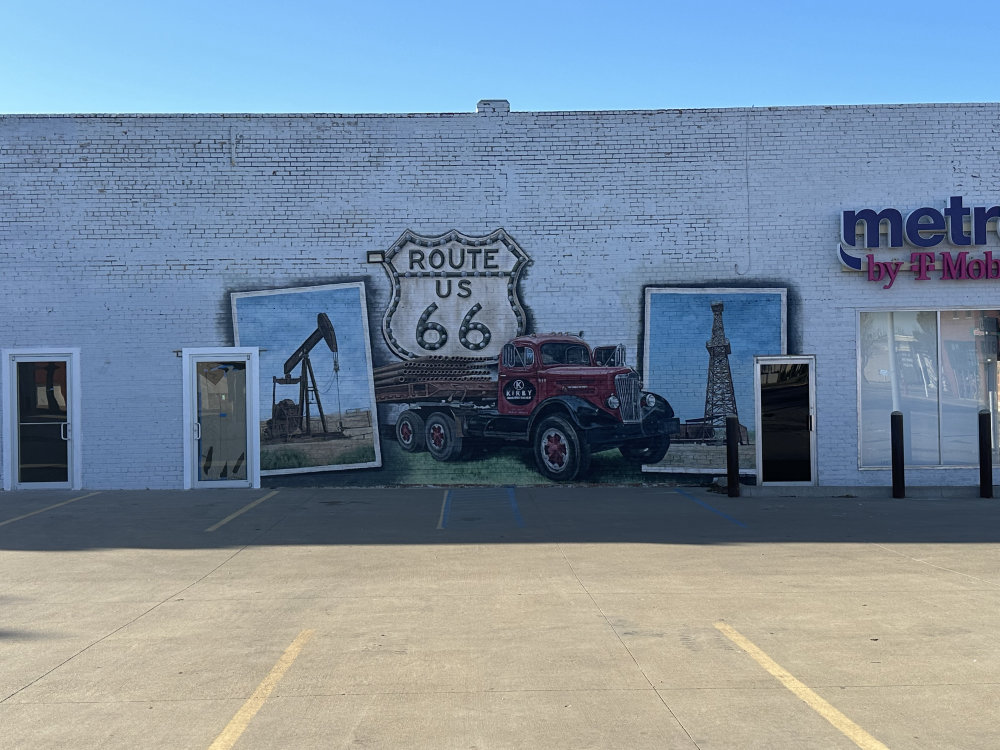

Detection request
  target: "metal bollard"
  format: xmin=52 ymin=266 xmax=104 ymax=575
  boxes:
xmin=891 ymin=411 xmax=905 ymax=498
xmin=726 ymin=414 xmax=740 ymax=497
xmin=979 ymin=410 xmax=993 ymax=499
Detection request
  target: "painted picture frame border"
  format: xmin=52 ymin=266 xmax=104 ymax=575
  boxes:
xmin=231 ymin=280 xmax=382 ymax=476
xmin=641 ymin=286 xmax=788 ymax=475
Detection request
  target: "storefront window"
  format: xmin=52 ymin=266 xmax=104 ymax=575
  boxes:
xmin=860 ymin=310 xmax=1000 ymax=467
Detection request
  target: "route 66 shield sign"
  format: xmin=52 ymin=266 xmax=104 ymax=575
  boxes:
xmin=370 ymin=229 xmax=531 ymax=360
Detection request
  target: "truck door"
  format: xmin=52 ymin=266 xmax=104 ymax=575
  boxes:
xmin=498 ymin=343 xmax=539 ymax=416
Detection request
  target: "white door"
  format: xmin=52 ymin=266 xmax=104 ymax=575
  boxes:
xmin=3 ymin=349 xmax=82 ymax=490
xmin=754 ymin=355 xmax=817 ymax=486
xmin=183 ymin=349 xmax=260 ymax=489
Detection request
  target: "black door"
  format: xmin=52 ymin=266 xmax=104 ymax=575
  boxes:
xmin=16 ymin=360 xmax=70 ymax=484
xmin=758 ymin=360 xmax=814 ymax=483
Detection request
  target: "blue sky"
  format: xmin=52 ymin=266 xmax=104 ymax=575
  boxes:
xmin=3 ymin=1 xmax=996 ymax=114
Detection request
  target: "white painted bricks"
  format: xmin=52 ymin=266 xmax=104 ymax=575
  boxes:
xmin=2 ymin=103 xmax=999 ymax=488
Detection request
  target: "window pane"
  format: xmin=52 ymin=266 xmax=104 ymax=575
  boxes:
xmin=16 ymin=361 xmax=69 ymax=483
xmin=540 ymin=343 xmax=590 ymax=365
xmin=760 ymin=362 xmax=812 ymax=482
xmin=939 ymin=311 xmax=983 ymax=464
xmin=197 ymin=361 xmax=248 ymax=481
xmin=859 ymin=311 xmax=939 ymax=466
xmin=860 ymin=313 xmax=892 ymax=466
xmin=939 ymin=311 xmax=999 ymax=464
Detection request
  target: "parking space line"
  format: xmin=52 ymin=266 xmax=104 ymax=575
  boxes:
xmin=437 ymin=488 xmax=524 ymax=529
xmin=208 ymin=628 xmax=314 ymax=750
xmin=436 ymin=489 xmax=452 ymax=529
xmin=675 ymin=489 xmax=747 ymax=528
xmin=0 ymin=491 xmax=102 ymax=528
xmin=506 ymin=486 xmax=524 ymax=527
xmin=714 ymin=622 xmax=890 ymax=750
xmin=205 ymin=490 xmax=280 ymax=532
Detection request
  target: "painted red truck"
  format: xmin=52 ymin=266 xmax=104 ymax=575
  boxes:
xmin=374 ymin=333 xmax=679 ymax=481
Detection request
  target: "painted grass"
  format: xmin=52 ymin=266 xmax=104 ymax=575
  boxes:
xmin=269 ymin=435 xmax=686 ymax=487
xmin=261 ymin=440 xmax=377 ymax=471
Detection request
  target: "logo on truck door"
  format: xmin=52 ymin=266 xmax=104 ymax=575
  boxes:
xmin=503 ymin=378 xmax=536 ymax=405
xmin=369 ymin=229 xmax=531 ymax=359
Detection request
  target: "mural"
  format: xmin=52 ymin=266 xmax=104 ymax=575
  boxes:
xmin=224 ymin=237 xmax=791 ymax=486
xmin=642 ymin=288 xmax=787 ymax=475
xmin=231 ymin=282 xmax=381 ymax=475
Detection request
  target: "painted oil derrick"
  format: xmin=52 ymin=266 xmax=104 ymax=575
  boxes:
xmin=703 ymin=301 xmax=738 ymax=433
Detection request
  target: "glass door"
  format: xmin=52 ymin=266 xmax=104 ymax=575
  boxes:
xmin=755 ymin=356 xmax=817 ymax=485
xmin=183 ymin=349 xmax=260 ymax=489
xmin=16 ymin=360 xmax=70 ymax=484
xmin=3 ymin=350 xmax=81 ymax=490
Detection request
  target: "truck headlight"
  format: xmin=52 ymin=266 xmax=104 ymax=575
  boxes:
xmin=606 ymin=395 xmax=620 ymax=409
xmin=644 ymin=393 xmax=656 ymax=408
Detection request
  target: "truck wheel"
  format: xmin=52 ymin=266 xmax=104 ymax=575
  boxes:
xmin=619 ymin=434 xmax=670 ymax=464
xmin=395 ymin=410 xmax=425 ymax=452
xmin=425 ymin=412 xmax=463 ymax=461
xmin=533 ymin=415 xmax=590 ymax=481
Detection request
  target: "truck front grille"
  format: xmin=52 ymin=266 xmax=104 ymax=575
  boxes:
xmin=615 ymin=372 xmax=642 ymax=423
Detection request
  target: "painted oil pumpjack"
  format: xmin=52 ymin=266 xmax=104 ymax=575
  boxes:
xmin=266 ymin=312 xmax=345 ymax=442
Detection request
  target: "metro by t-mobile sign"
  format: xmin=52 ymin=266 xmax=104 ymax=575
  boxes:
xmin=839 ymin=197 xmax=1000 ymax=288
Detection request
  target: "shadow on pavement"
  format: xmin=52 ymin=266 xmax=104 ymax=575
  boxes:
xmin=2 ymin=485 xmax=1000 ymax=551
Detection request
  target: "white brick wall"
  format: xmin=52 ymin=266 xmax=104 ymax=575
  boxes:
xmin=2 ymin=103 xmax=999 ymax=488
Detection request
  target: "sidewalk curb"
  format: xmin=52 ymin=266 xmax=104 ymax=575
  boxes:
xmin=740 ymin=484 xmax=999 ymax=499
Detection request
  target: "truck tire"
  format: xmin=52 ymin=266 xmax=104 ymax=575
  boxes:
xmin=533 ymin=415 xmax=590 ymax=481
xmin=395 ymin=410 xmax=425 ymax=452
xmin=619 ymin=434 xmax=670 ymax=464
xmin=425 ymin=412 xmax=464 ymax=461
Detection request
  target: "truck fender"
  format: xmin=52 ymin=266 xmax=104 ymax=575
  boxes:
xmin=527 ymin=396 xmax=609 ymax=438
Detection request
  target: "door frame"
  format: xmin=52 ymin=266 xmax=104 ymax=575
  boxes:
xmin=2 ymin=348 xmax=83 ymax=490
xmin=754 ymin=354 xmax=817 ymax=486
xmin=182 ymin=348 xmax=260 ymax=489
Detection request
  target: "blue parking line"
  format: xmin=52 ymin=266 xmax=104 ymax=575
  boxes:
xmin=674 ymin=489 xmax=747 ymax=528
xmin=506 ymin=486 xmax=525 ymax=527
xmin=437 ymin=489 xmax=453 ymax=529
xmin=437 ymin=487 xmax=524 ymax=529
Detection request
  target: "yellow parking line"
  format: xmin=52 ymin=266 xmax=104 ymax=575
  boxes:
xmin=205 ymin=490 xmax=279 ymax=532
xmin=715 ymin=622 xmax=890 ymax=750
xmin=0 ymin=491 xmax=102 ymax=528
xmin=208 ymin=628 xmax=314 ymax=750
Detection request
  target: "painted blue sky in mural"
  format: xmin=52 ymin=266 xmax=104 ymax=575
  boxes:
xmin=3 ymin=1 xmax=993 ymax=114
xmin=645 ymin=290 xmax=786 ymax=429
xmin=233 ymin=283 xmax=376 ymax=420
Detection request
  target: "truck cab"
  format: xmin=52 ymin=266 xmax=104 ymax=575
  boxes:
xmin=499 ymin=334 xmax=641 ymax=421
xmin=496 ymin=333 xmax=679 ymax=479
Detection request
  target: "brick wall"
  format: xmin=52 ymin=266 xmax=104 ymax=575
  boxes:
xmin=2 ymin=102 xmax=999 ymax=488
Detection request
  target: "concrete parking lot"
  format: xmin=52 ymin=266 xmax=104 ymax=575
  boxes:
xmin=1 ymin=484 xmax=999 ymax=749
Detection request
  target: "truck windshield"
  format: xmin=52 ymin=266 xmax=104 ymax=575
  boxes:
xmin=540 ymin=343 xmax=591 ymax=365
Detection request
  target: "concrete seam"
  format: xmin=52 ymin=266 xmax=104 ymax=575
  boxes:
xmin=873 ymin=543 xmax=1000 ymax=588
